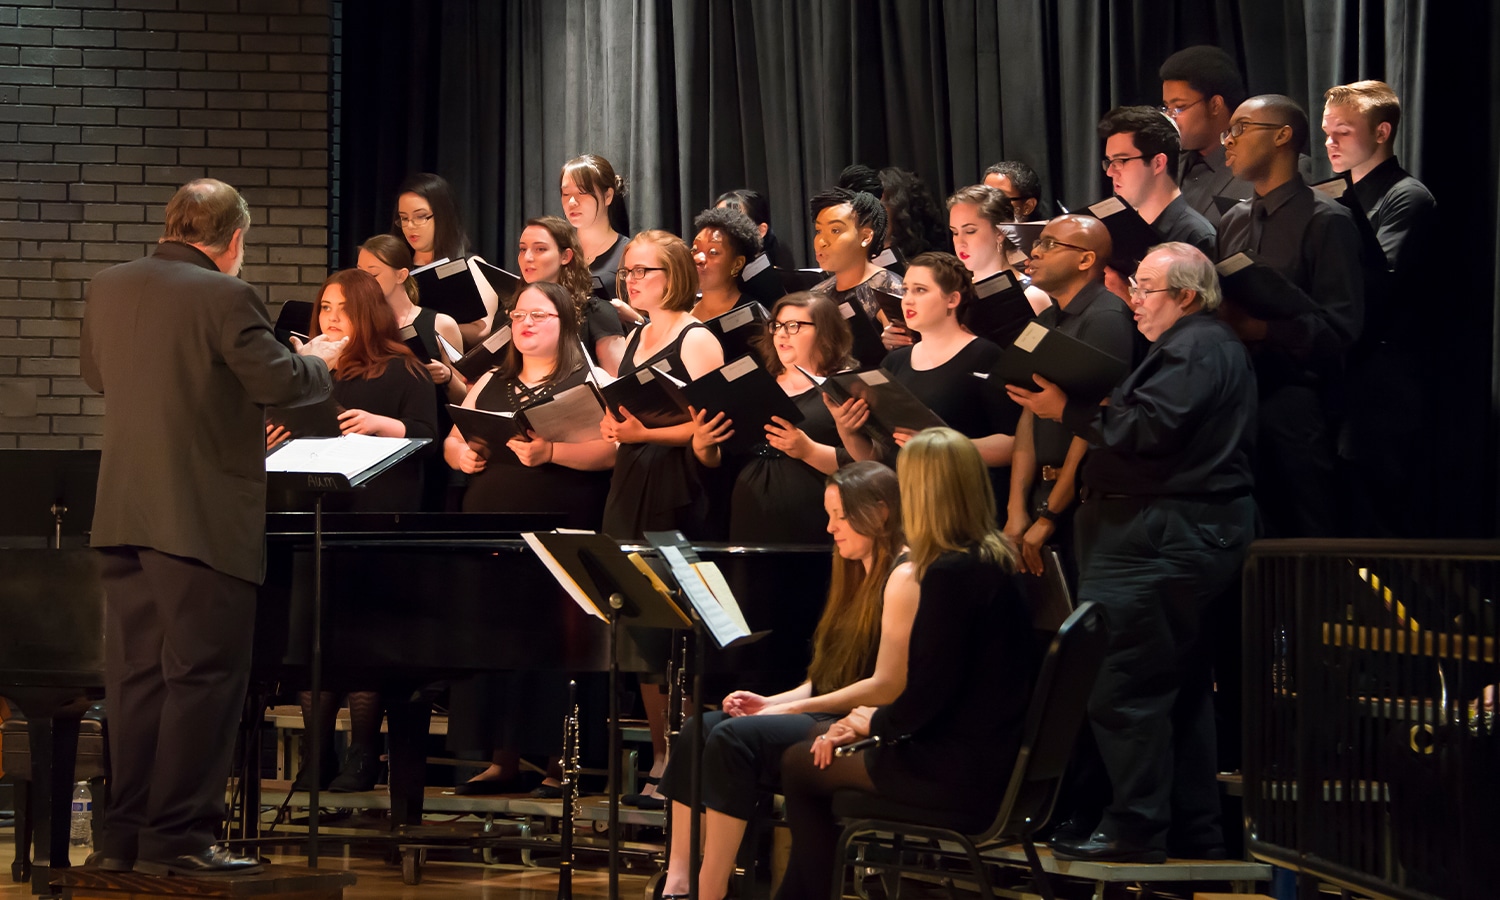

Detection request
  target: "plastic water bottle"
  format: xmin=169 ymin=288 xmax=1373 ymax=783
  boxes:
xmin=69 ymin=782 xmax=92 ymax=849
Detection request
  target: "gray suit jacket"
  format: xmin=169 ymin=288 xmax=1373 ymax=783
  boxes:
xmin=82 ymin=242 xmax=332 ymax=584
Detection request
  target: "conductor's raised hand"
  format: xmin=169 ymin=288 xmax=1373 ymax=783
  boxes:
xmin=690 ymin=406 xmax=734 ymax=454
xmin=1006 ymin=374 xmax=1068 ymax=422
xmin=295 ymin=333 xmax=347 ymax=365
xmin=265 ymin=422 xmax=290 ymax=451
xmin=824 ymin=394 xmax=870 ymax=433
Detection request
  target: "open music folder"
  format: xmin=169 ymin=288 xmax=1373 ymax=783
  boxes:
xmin=411 ymin=257 xmax=490 ymax=324
xmin=1215 ymin=252 xmax=1320 ymax=320
xmin=643 ymin=531 xmax=765 ymax=648
xmin=448 ymin=379 xmax=607 ymax=448
xmin=599 ymin=365 xmax=692 ymax=428
xmin=522 ymin=530 xmax=692 ymax=627
xmin=1085 ymin=195 xmax=1162 ymax=275
xmin=801 ymin=366 xmax=946 ymax=442
xmin=988 ymin=320 xmax=1130 ymax=406
xmin=265 ymin=434 xmax=430 ymax=491
xmin=964 ymin=270 xmax=1035 ymax=348
xmin=837 ymin=296 xmax=888 ymax=369
xmin=267 ymin=397 xmax=345 ymax=439
xmin=677 ymin=355 xmax=804 ymax=454
xmin=702 ymin=301 xmax=771 ymax=365
xmin=452 ymin=324 xmax=512 ymax=381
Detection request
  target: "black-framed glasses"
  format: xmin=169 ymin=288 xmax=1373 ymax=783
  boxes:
xmin=1100 ymin=155 xmax=1146 ymax=173
xmin=1159 ymin=97 xmax=1204 ymax=119
xmin=1220 ymin=121 xmax=1288 ymax=144
xmin=508 ymin=310 xmax=561 ymax=324
xmin=397 ymin=213 xmax=433 ymax=227
xmin=768 ymin=320 xmax=815 ymax=335
xmin=616 ymin=266 xmax=666 ymax=281
xmin=1033 ymin=235 xmax=1091 ymax=255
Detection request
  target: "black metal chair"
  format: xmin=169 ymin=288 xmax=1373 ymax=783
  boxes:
xmin=826 ymin=600 xmax=1108 ymax=900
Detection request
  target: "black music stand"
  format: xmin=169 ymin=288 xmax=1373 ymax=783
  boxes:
xmin=522 ymin=531 xmax=693 ymax=900
xmin=0 ymin=449 xmax=100 ymax=548
xmin=266 ymin=435 xmax=428 ymax=867
xmin=642 ymin=532 xmax=768 ymax=900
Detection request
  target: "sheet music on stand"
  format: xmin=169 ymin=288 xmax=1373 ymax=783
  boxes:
xmin=644 ymin=531 xmax=766 ymax=649
xmin=265 ymin=434 xmax=429 ymax=490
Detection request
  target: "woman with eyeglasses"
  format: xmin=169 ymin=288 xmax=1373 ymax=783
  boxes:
xmin=947 ymin=185 xmax=1052 ymax=324
xmin=599 ymin=231 xmax=725 ymax=539
xmin=836 ymin=253 xmax=1019 ymax=507
xmin=656 ymin=461 xmax=917 ymax=900
xmin=562 ymin=154 xmax=641 ymax=329
xmin=773 ymin=429 xmax=1036 ymax=900
xmin=690 ymin=293 xmax=856 ymax=544
xmin=518 ymin=215 xmax=627 ymax=376
xmin=689 ymin=207 xmax=762 ymax=324
xmin=392 ymin=172 xmax=501 ymax=348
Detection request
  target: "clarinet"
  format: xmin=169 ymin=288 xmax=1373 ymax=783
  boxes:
xmin=556 ymin=679 xmax=580 ymax=900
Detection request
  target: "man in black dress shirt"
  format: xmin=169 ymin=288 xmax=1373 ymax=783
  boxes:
xmin=1004 ymin=215 xmax=1136 ymax=585
xmin=1159 ymin=46 xmax=1253 ymax=228
xmin=83 ymin=180 xmax=341 ymax=875
xmin=1099 ymin=106 xmax=1217 ymax=257
xmin=1009 ymin=243 xmax=1257 ymax=863
xmin=1322 ymin=80 xmax=1437 ymax=533
xmin=1219 ymin=94 xmax=1364 ymax=538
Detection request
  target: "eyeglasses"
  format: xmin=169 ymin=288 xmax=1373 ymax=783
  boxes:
xmin=1159 ymin=98 xmax=1204 ymax=119
xmin=616 ymin=266 xmax=666 ymax=281
xmin=1220 ymin=121 xmax=1287 ymax=144
xmin=1100 ymin=155 xmax=1146 ymax=173
xmin=507 ymin=310 xmax=560 ymax=324
xmin=397 ymin=213 xmax=433 ymax=228
xmin=768 ymin=320 xmax=815 ymax=335
xmin=1033 ymin=235 xmax=1091 ymax=255
xmin=1127 ymin=278 xmax=1174 ymax=300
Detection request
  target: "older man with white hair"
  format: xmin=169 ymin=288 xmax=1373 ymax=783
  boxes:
xmin=1009 ymin=242 xmax=1257 ymax=863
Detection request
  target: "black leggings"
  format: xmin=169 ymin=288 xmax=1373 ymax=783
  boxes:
xmin=773 ymin=734 xmax=877 ymax=900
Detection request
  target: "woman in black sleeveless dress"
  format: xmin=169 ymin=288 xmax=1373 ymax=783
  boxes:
xmin=599 ymin=231 xmax=725 ymax=539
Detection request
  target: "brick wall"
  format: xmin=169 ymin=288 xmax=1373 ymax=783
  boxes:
xmin=0 ymin=0 xmax=331 ymax=448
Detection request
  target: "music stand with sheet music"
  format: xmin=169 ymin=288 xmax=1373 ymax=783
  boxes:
xmin=264 ymin=434 xmax=429 ymax=867
xmin=0 ymin=450 xmax=100 ymax=549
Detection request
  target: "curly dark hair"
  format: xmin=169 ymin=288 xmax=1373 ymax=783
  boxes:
xmin=691 ymin=206 xmax=763 ymax=265
xmin=809 ymin=187 xmax=888 ymax=260
xmin=879 ymin=167 xmax=952 ymax=258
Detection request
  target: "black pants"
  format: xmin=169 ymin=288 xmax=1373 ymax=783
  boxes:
xmin=98 ymin=547 xmax=257 ymax=860
xmin=1257 ymin=384 xmax=1339 ymax=538
xmin=656 ymin=710 xmax=830 ymax=821
xmin=1075 ymin=494 xmax=1254 ymax=849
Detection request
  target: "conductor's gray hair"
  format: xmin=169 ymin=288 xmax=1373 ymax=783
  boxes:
xmin=1148 ymin=241 xmax=1221 ymax=310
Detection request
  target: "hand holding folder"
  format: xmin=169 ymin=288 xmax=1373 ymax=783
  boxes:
xmin=678 ymin=355 xmax=804 ymax=454
xmin=991 ymin=320 xmax=1130 ymax=406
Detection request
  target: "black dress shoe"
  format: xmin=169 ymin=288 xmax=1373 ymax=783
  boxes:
xmin=135 ymin=846 xmax=264 ymax=877
xmin=1050 ymin=834 xmax=1167 ymax=864
xmin=1045 ymin=815 xmax=1098 ymax=844
xmin=84 ymin=851 xmax=135 ymax=872
xmin=328 ymin=746 xmax=383 ymax=793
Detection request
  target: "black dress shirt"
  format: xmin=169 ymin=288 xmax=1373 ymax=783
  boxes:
xmin=1218 ymin=174 xmax=1365 ymax=385
xmin=1178 ymin=145 xmax=1254 ymax=228
xmin=1352 ymin=156 xmax=1437 ymax=274
xmin=1063 ymin=311 xmax=1255 ymax=497
xmin=1150 ymin=194 xmax=1217 ymax=259
xmin=1032 ymin=281 xmax=1138 ymax=465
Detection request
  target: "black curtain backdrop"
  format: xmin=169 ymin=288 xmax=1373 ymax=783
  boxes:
xmin=336 ymin=0 xmax=1497 ymax=536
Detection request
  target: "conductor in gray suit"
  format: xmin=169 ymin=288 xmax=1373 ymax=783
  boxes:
xmin=81 ymin=179 xmax=344 ymax=876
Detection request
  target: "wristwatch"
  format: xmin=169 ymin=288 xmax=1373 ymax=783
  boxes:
xmin=1035 ymin=501 xmax=1059 ymax=522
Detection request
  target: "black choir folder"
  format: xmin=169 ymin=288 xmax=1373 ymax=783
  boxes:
xmin=522 ymin=530 xmax=692 ymax=628
xmin=452 ymin=324 xmax=512 ymax=381
xmin=411 ymin=257 xmax=490 ymax=324
xmin=676 ymin=355 xmax=804 ymax=455
xmin=991 ymin=321 xmax=1130 ymax=406
xmin=267 ymin=397 xmax=344 ymax=438
xmin=964 ymin=270 xmax=1036 ymax=348
xmin=738 ymin=253 xmax=787 ymax=307
xmin=836 ymin=296 xmax=887 ymax=369
xmin=398 ymin=324 xmax=464 ymax=366
xmin=599 ymin=365 xmax=692 ymax=429
xmin=471 ymin=259 xmax=522 ymax=307
xmin=265 ymin=434 xmax=429 ymax=491
xmin=1086 ymin=195 xmax=1161 ymax=275
xmin=703 ymin=301 xmax=771 ymax=365
xmin=274 ymin=299 xmax=313 ymax=348
xmin=1214 ymin=252 xmax=1319 ymax=320
xmin=448 ymin=379 xmax=606 ymax=448
xmin=800 ymin=366 xmax=945 ymax=441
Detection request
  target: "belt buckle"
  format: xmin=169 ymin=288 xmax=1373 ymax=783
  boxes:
xmin=1041 ymin=465 xmax=1061 ymax=482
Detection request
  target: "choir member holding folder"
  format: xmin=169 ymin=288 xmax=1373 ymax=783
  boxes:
xmin=562 ymin=154 xmax=640 ymax=328
xmin=443 ymin=281 xmax=616 ymax=525
xmin=518 ymin=215 xmax=627 ymax=375
xmin=267 ymin=269 xmax=437 ymax=513
xmin=690 ymin=293 xmax=857 ymax=543
xmin=947 ymin=184 xmax=1051 ymax=320
xmin=657 ymin=462 xmax=917 ymax=900
xmin=808 ymin=187 xmax=905 ymax=354
xmin=717 ymin=188 xmax=794 ymax=271
xmin=359 ymin=234 xmax=466 ymax=403
xmin=392 ymin=172 xmax=500 ymax=346
xmin=689 ymin=206 xmax=762 ymax=323
xmin=599 ymin=231 xmax=725 ymax=538
xmin=840 ymin=253 xmax=1019 ymax=506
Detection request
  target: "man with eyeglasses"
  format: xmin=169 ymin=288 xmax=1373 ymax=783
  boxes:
xmin=1008 ymin=243 xmax=1256 ymax=863
xmin=1098 ymin=106 xmax=1216 ymax=259
xmin=1004 ymin=215 xmax=1137 ymax=591
xmin=1158 ymin=45 xmax=1254 ymax=227
xmin=1219 ymin=94 xmax=1364 ymax=539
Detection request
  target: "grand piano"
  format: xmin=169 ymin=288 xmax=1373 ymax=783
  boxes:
xmin=3 ymin=496 xmax=834 ymax=889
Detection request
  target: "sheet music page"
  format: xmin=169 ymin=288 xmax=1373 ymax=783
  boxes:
xmin=691 ymin=561 xmax=750 ymax=635
xmin=659 ymin=545 xmax=747 ymax=646
xmin=521 ymin=532 xmax=607 ymax=621
xmin=265 ymin=434 xmax=419 ymax=478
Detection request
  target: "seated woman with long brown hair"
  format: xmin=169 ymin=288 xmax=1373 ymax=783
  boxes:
xmin=655 ymin=460 xmax=917 ymax=900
